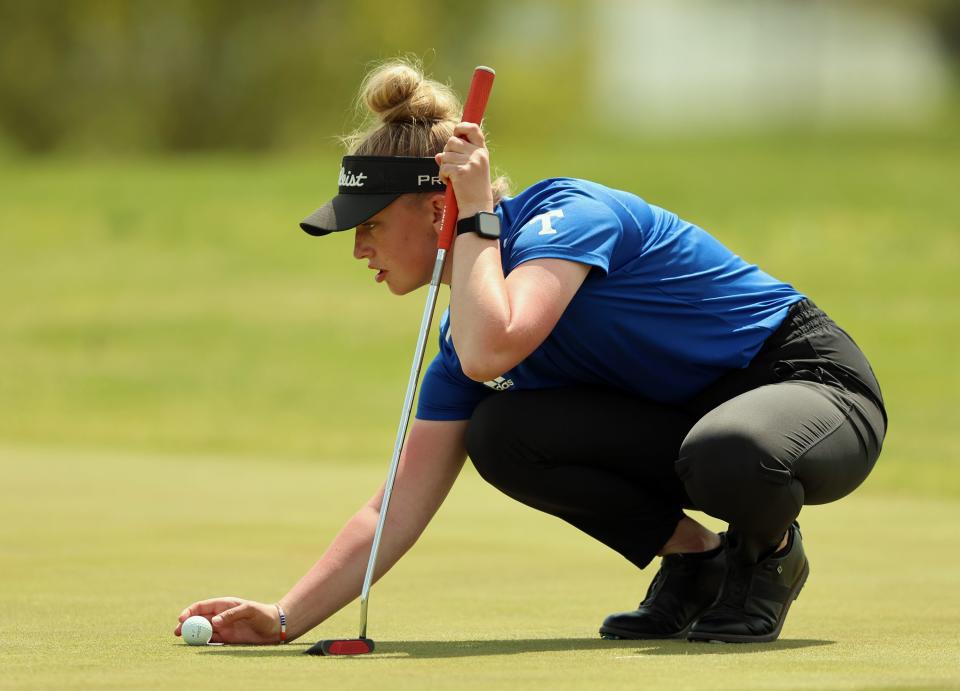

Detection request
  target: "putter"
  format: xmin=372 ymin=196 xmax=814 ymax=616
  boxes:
xmin=305 ymin=65 xmax=496 ymax=657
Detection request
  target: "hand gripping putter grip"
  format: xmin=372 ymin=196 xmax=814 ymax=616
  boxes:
xmin=305 ymin=65 xmax=496 ymax=657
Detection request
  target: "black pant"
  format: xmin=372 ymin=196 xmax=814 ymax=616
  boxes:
xmin=465 ymin=300 xmax=887 ymax=568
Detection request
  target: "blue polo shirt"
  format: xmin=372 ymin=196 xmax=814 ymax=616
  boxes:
xmin=416 ymin=178 xmax=804 ymax=421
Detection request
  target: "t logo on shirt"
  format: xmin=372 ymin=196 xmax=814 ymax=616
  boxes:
xmin=531 ymin=209 xmax=564 ymax=236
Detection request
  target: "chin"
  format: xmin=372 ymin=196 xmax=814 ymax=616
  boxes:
xmin=386 ymin=276 xmax=430 ymax=296
xmin=386 ymin=280 xmax=411 ymax=296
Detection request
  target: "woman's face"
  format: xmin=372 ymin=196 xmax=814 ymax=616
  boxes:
xmin=352 ymin=193 xmax=444 ymax=295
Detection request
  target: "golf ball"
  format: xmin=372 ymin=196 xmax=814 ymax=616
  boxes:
xmin=182 ymin=615 xmax=213 ymax=646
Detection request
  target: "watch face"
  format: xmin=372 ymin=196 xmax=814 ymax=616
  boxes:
xmin=478 ymin=212 xmax=501 ymax=238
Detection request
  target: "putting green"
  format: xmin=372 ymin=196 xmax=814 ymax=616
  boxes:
xmin=2 ymin=130 xmax=958 ymax=688
xmin=2 ymin=445 xmax=958 ymax=690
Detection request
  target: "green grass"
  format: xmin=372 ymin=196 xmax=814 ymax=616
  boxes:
xmin=1 ymin=128 xmax=959 ymax=688
xmin=1 ymin=130 xmax=958 ymax=493
xmin=1 ymin=445 xmax=958 ymax=690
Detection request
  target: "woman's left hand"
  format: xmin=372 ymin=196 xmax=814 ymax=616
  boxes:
xmin=435 ymin=123 xmax=494 ymax=219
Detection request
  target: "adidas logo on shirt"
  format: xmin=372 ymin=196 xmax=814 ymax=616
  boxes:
xmin=484 ymin=376 xmax=515 ymax=391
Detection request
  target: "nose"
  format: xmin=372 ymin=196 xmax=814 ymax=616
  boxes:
xmin=353 ymin=228 xmax=371 ymax=260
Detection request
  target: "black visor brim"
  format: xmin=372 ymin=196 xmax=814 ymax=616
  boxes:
xmin=300 ymin=192 xmax=403 ymax=236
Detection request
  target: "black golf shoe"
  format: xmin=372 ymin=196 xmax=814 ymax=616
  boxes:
xmin=599 ymin=537 xmax=726 ymax=640
xmin=687 ymin=523 xmax=809 ymax=643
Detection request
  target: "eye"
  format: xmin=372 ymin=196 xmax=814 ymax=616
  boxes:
xmin=361 ymin=222 xmax=377 ymax=231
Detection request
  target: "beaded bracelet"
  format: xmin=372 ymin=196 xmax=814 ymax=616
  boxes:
xmin=275 ymin=603 xmax=288 ymax=644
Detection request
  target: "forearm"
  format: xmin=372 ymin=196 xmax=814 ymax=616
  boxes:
xmin=449 ymin=229 xmax=516 ymax=380
xmin=439 ymin=125 xmax=590 ymax=382
xmin=276 ymin=427 xmax=467 ymax=641
xmin=276 ymin=500 xmax=421 ymax=641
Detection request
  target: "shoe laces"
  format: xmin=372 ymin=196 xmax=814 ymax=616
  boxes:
xmin=639 ymin=566 xmax=668 ymax=606
xmin=639 ymin=555 xmax=687 ymax=606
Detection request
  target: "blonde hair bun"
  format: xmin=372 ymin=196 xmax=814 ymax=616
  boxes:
xmin=361 ymin=61 xmax=459 ymax=125
xmin=343 ymin=57 xmax=511 ymax=204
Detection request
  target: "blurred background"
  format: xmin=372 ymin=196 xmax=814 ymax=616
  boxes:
xmin=2 ymin=0 xmax=959 ymax=152
xmin=1 ymin=0 xmax=958 ymax=494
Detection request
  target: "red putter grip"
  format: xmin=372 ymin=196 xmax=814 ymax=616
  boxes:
xmin=437 ymin=66 xmax=496 ymax=251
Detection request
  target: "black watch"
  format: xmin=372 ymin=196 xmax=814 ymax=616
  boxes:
xmin=456 ymin=211 xmax=501 ymax=240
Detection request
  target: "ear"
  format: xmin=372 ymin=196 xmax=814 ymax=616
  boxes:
xmin=429 ymin=192 xmax=446 ymax=233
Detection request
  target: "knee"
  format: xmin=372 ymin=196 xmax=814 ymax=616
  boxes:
xmin=677 ymin=418 xmax=796 ymax=504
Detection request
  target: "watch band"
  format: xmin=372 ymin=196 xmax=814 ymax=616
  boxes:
xmin=456 ymin=211 xmax=501 ymax=239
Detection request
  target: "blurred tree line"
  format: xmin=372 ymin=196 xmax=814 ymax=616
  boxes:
xmin=0 ymin=0 xmax=589 ymax=154
xmin=0 ymin=0 xmax=954 ymax=155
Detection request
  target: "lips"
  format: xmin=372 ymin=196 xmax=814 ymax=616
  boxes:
xmin=375 ymin=269 xmax=387 ymax=283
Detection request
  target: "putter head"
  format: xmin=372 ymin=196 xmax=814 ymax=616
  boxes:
xmin=304 ymin=638 xmax=375 ymax=656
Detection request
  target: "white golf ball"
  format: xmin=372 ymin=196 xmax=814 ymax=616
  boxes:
xmin=182 ymin=615 xmax=213 ymax=646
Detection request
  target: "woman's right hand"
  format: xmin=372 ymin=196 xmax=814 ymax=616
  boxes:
xmin=174 ymin=597 xmax=280 ymax=645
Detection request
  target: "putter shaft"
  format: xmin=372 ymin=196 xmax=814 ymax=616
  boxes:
xmin=358 ymin=249 xmax=448 ymax=639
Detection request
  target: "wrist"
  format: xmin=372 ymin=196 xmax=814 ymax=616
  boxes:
xmin=457 ymin=201 xmax=494 ymax=220
xmin=456 ymin=210 xmax=501 ymax=241
xmin=274 ymin=602 xmax=289 ymax=644
xmin=276 ymin=598 xmax=312 ymax=642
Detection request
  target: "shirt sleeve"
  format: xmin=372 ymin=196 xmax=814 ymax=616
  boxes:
xmin=416 ymin=352 xmax=492 ymax=421
xmin=505 ymin=192 xmax=624 ymax=276
xmin=415 ymin=315 xmax=492 ymax=421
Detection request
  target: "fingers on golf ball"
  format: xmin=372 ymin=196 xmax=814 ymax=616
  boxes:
xmin=182 ymin=615 xmax=213 ymax=645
